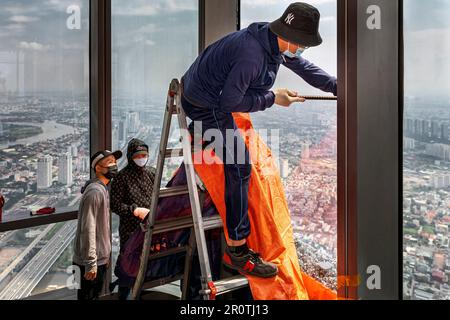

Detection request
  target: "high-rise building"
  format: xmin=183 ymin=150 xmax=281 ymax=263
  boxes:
xmin=442 ymin=124 xmax=449 ymax=141
xmin=37 ymin=156 xmax=53 ymax=190
xmin=404 ymin=137 xmax=416 ymax=150
xmin=280 ymin=159 xmax=290 ymax=179
xmin=112 ymin=124 xmax=120 ymax=152
xmin=58 ymin=153 xmax=73 ymax=186
xmin=414 ymin=119 xmax=421 ymax=136
xmin=301 ymin=142 xmax=310 ymax=159
xmin=71 ymin=144 xmax=78 ymax=157
xmin=126 ymin=111 xmax=139 ymax=134
xmin=80 ymin=156 xmax=90 ymax=174
xmin=406 ymin=118 xmax=414 ymax=135
xmin=425 ymin=143 xmax=450 ymax=161
xmin=422 ymin=120 xmax=430 ymax=139
xmin=119 ymin=119 xmax=128 ymax=144
xmin=431 ymin=121 xmax=440 ymax=139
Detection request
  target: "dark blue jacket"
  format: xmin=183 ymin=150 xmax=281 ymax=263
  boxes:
xmin=182 ymin=22 xmax=337 ymax=113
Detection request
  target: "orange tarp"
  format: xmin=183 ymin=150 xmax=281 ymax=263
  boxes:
xmin=193 ymin=112 xmax=337 ymax=300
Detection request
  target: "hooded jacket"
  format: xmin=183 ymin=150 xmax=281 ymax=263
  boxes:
xmin=73 ymin=178 xmax=111 ymax=273
xmin=110 ymin=138 xmax=156 ymax=249
xmin=182 ymin=22 xmax=337 ymax=113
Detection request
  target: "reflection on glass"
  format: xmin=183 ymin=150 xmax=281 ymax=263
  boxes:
xmin=111 ymin=0 xmax=198 ymax=276
xmin=403 ymin=0 xmax=450 ymax=301
xmin=241 ymin=0 xmax=337 ymax=290
xmin=0 ymin=0 xmax=89 ymax=298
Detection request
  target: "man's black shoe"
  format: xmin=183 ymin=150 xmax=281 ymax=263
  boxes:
xmin=223 ymin=247 xmax=278 ymax=278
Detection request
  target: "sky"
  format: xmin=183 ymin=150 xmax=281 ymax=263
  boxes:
xmin=403 ymin=0 xmax=450 ymax=101
xmin=111 ymin=0 xmax=198 ymax=100
xmin=0 ymin=0 xmax=448 ymax=101
xmin=0 ymin=0 xmax=89 ymax=94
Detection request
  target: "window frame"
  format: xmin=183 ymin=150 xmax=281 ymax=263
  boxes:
xmin=0 ymin=0 xmax=406 ymax=301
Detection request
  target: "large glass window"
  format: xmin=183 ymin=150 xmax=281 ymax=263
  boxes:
xmin=0 ymin=0 xmax=89 ymax=298
xmin=241 ymin=0 xmax=337 ymax=290
xmin=111 ymin=0 xmax=199 ymax=276
xmin=403 ymin=0 xmax=450 ymax=301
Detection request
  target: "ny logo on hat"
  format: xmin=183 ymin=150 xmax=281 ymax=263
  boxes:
xmin=285 ymin=13 xmax=295 ymax=25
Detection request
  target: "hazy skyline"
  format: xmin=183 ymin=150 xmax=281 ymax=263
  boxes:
xmin=404 ymin=0 xmax=450 ymax=101
xmin=0 ymin=0 xmax=89 ymax=94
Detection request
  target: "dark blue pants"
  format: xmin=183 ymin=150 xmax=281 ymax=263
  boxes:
xmin=181 ymin=95 xmax=251 ymax=241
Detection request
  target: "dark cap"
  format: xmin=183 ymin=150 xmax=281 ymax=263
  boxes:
xmin=269 ymin=2 xmax=323 ymax=47
xmin=91 ymin=150 xmax=123 ymax=170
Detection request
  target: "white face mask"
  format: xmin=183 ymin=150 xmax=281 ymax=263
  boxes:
xmin=134 ymin=157 xmax=148 ymax=167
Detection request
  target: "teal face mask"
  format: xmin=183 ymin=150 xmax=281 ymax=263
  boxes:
xmin=283 ymin=43 xmax=306 ymax=59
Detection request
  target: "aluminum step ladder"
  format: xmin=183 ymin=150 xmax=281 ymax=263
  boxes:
xmin=131 ymin=79 xmax=249 ymax=300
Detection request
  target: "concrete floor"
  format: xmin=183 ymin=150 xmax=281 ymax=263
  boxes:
xmin=25 ymin=281 xmax=182 ymax=301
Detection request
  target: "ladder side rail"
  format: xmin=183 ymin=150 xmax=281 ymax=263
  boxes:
xmin=175 ymin=87 xmax=214 ymax=300
xmin=130 ymin=81 xmax=177 ymax=300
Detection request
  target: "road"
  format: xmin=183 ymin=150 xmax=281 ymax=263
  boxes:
xmin=0 ymin=224 xmax=54 ymax=290
xmin=0 ymin=221 xmax=77 ymax=300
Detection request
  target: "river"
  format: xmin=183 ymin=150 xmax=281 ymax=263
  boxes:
xmin=0 ymin=120 xmax=76 ymax=148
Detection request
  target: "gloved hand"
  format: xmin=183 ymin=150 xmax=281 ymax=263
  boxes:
xmin=274 ymin=88 xmax=306 ymax=107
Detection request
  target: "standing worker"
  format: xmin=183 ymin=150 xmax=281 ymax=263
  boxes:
xmin=110 ymin=138 xmax=156 ymax=300
xmin=73 ymin=150 xmax=122 ymax=300
xmin=181 ymin=2 xmax=337 ymax=278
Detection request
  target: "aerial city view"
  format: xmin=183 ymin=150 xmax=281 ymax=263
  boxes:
xmin=0 ymin=85 xmax=339 ymax=297
xmin=0 ymin=0 xmax=341 ymax=298
xmin=402 ymin=98 xmax=450 ymax=300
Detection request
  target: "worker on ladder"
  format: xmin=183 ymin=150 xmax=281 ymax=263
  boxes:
xmin=181 ymin=2 xmax=337 ymax=278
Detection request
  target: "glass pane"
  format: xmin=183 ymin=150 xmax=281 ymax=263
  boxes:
xmin=0 ymin=0 xmax=89 ymax=299
xmin=0 ymin=221 xmax=77 ymax=299
xmin=241 ymin=0 xmax=337 ymax=290
xmin=403 ymin=0 xmax=450 ymax=301
xmin=0 ymin=0 xmax=90 ymax=219
xmin=111 ymin=0 xmax=198 ymax=278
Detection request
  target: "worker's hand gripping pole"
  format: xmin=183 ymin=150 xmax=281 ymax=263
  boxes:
xmin=298 ymin=95 xmax=337 ymax=101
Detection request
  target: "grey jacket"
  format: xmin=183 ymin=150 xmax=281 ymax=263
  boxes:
xmin=73 ymin=178 xmax=111 ymax=273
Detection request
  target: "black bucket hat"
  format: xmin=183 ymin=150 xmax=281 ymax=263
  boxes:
xmin=269 ymin=2 xmax=323 ymax=47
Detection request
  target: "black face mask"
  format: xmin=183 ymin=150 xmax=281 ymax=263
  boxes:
xmin=100 ymin=165 xmax=119 ymax=180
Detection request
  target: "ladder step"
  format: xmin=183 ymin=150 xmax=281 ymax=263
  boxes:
xmin=203 ymin=215 xmax=223 ymax=231
xmin=153 ymin=216 xmax=195 ymax=234
xmin=148 ymin=246 xmax=188 ymax=261
xmin=152 ymin=215 xmax=223 ymax=235
xmin=141 ymin=273 xmax=184 ymax=291
xmin=165 ymin=148 xmax=183 ymax=158
xmin=159 ymin=186 xmax=190 ymax=198
xmin=201 ymin=276 xmax=249 ymax=297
